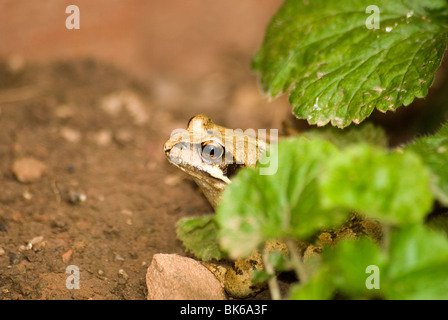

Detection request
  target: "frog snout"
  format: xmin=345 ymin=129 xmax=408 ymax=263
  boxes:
xmin=163 ymin=141 xmax=172 ymax=155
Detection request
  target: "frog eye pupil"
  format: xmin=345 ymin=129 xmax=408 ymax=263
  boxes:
xmin=207 ymin=146 xmax=216 ymax=156
xmin=201 ymin=141 xmax=224 ymax=163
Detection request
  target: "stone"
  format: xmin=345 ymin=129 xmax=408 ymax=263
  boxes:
xmin=60 ymin=127 xmax=81 ymax=143
xmin=62 ymin=249 xmax=73 ymax=263
xmin=26 ymin=236 xmax=45 ymax=251
xmin=92 ymin=129 xmax=112 ymax=147
xmin=12 ymin=157 xmax=46 ymax=183
xmin=146 ymin=253 xmax=226 ymax=300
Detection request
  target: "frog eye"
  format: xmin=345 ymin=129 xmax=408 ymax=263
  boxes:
xmin=201 ymin=140 xmax=224 ymax=163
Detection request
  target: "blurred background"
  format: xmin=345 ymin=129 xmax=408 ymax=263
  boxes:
xmin=0 ymin=1 xmax=281 ymax=82
xmin=0 ymin=0 xmax=294 ymax=130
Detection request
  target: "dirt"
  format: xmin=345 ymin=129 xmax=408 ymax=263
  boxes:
xmin=0 ymin=57 xmax=291 ymax=300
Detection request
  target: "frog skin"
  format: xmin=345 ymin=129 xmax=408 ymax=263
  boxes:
xmin=163 ymin=114 xmax=271 ymax=298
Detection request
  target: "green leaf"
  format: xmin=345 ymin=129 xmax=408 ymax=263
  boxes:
xmin=304 ymin=122 xmax=388 ymax=148
xmin=297 ymin=225 xmax=448 ymax=300
xmin=384 ymin=224 xmax=448 ymax=299
xmin=405 ymin=122 xmax=448 ymax=205
xmin=288 ymin=267 xmax=335 ymax=300
xmin=268 ymin=251 xmax=292 ymax=272
xmin=176 ymin=215 xmax=225 ymax=261
xmin=322 ymin=237 xmax=386 ymax=298
xmin=216 ymin=138 xmax=349 ymax=259
xmin=253 ymin=0 xmax=448 ymax=128
xmin=319 ymin=144 xmax=433 ymax=224
xmin=252 ymin=270 xmax=274 ymax=284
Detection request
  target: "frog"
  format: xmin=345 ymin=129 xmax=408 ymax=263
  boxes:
xmin=164 ymin=114 xmax=276 ymax=298
xmin=163 ymin=114 xmax=267 ymax=208
xmin=163 ymin=114 xmax=383 ymax=298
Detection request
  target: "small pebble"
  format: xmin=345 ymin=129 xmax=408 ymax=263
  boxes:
xmin=92 ymin=129 xmax=112 ymax=147
xmin=29 ymin=235 xmax=44 ymax=245
xmin=22 ymin=190 xmax=33 ymax=200
xmin=67 ymin=190 xmax=87 ymax=204
xmin=51 ymin=219 xmax=66 ymax=229
xmin=12 ymin=157 xmax=47 ymax=183
xmin=26 ymin=236 xmax=45 ymax=251
xmin=115 ymin=253 xmax=125 ymax=261
xmin=0 ymin=247 xmax=5 ymax=256
xmin=118 ymin=269 xmax=129 ymax=281
xmin=100 ymin=93 xmax=123 ymax=116
xmin=122 ymin=91 xmax=149 ymax=126
xmin=100 ymin=91 xmax=149 ymax=125
xmin=62 ymin=249 xmax=73 ymax=263
xmin=60 ymin=127 xmax=81 ymax=143
xmin=120 ymin=209 xmax=133 ymax=217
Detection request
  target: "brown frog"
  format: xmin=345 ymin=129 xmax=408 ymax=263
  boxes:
xmin=164 ymin=114 xmax=274 ymax=298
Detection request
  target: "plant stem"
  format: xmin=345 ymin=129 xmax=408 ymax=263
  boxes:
xmin=286 ymin=238 xmax=308 ymax=283
xmin=262 ymin=249 xmax=281 ymax=300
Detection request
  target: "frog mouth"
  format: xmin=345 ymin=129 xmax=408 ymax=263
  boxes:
xmin=185 ymin=163 xmax=232 ymax=185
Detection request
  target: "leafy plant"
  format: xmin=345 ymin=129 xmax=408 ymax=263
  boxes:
xmin=215 ymin=135 xmax=446 ymax=299
xmin=405 ymin=123 xmax=448 ymax=205
xmin=253 ymin=0 xmax=448 ymax=127
xmin=176 ymin=0 xmax=448 ymax=299
xmin=176 ymin=215 xmax=224 ymax=261
xmin=290 ymin=224 xmax=448 ymax=300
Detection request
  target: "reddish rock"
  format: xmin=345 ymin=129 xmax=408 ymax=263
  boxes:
xmin=62 ymin=249 xmax=73 ymax=263
xmin=146 ymin=253 xmax=226 ymax=300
